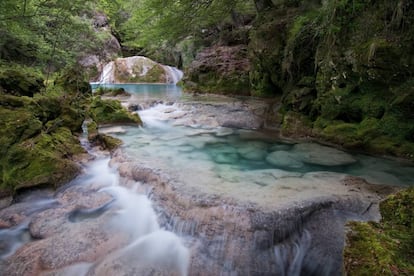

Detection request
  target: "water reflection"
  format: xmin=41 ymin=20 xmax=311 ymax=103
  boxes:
xmin=90 ymin=83 xmax=182 ymax=102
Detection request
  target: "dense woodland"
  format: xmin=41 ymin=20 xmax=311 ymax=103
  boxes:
xmin=0 ymin=0 xmax=413 ymax=274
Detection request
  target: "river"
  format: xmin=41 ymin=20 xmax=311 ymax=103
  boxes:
xmin=0 ymin=83 xmax=413 ymax=275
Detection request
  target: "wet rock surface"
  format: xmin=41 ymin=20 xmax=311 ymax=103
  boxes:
xmin=123 ymin=93 xmax=271 ymax=130
xmin=113 ymin=151 xmax=399 ymax=275
xmin=0 ymin=93 xmax=408 ymax=275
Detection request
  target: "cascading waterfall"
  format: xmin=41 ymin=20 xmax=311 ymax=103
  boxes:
xmin=163 ymin=65 xmax=184 ymax=84
xmin=99 ymin=61 xmax=115 ymax=84
xmin=3 ymin=84 xmax=414 ymax=275
xmin=64 ymin=122 xmax=190 ymax=275
xmin=0 ymin=119 xmax=190 ymax=276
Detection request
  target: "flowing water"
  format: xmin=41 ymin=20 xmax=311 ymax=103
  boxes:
xmin=1 ymin=83 xmax=413 ymax=275
xmin=97 ymin=84 xmax=414 ymax=209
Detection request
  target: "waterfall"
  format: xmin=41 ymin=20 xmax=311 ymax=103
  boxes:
xmin=99 ymin=61 xmax=115 ymax=84
xmin=96 ymin=56 xmax=183 ymax=85
xmin=163 ymin=65 xmax=184 ymax=84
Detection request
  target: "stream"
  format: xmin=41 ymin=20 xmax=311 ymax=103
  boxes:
xmin=0 ymin=83 xmax=413 ymax=275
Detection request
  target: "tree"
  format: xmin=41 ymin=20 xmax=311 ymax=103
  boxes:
xmin=0 ymin=0 xmax=100 ymax=74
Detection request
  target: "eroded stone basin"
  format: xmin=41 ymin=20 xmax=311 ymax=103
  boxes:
xmin=1 ymin=84 xmax=413 ymax=275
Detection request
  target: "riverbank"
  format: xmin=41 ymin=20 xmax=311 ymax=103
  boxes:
xmin=1 ymin=88 xmax=413 ymax=274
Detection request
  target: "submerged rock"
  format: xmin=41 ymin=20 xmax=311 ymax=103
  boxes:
xmin=292 ymin=143 xmax=357 ymax=166
xmin=266 ymin=150 xmax=304 ymax=169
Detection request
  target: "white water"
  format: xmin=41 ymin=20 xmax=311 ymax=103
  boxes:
xmin=97 ymin=56 xmax=183 ymax=85
xmin=99 ymin=61 xmax=115 ymax=83
xmin=0 ymin=139 xmax=189 ymax=275
xmin=163 ymin=65 xmax=184 ymax=84
xmin=77 ymin=158 xmax=190 ymax=275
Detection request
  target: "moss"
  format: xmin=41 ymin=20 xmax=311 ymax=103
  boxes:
xmin=90 ymin=97 xmax=142 ymax=125
xmin=95 ymin=134 xmax=123 ymax=151
xmin=1 ymin=127 xmax=84 ymax=191
xmin=318 ymin=121 xmax=362 ymax=148
xmin=280 ymin=111 xmax=313 ymax=138
xmin=0 ymin=83 xmax=90 ymax=195
xmin=186 ymin=71 xmax=251 ymax=96
xmin=0 ymin=103 xmax=43 ymax=156
xmin=54 ymin=65 xmax=92 ymax=95
xmin=85 ymin=120 xmax=122 ymax=151
xmin=115 ymin=62 xmax=166 ymax=83
xmin=0 ymin=64 xmax=44 ymax=97
xmin=344 ymin=188 xmax=414 ymax=275
xmin=95 ymin=87 xmax=130 ymax=97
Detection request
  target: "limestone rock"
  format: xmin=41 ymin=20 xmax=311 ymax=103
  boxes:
xmin=292 ymin=143 xmax=357 ymax=166
xmin=99 ymin=56 xmax=183 ymax=84
xmin=266 ymin=150 xmax=304 ymax=169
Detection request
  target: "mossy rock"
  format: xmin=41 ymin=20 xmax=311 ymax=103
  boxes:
xmin=280 ymin=111 xmax=313 ymax=138
xmin=0 ymin=86 xmax=89 ymax=195
xmin=0 ymin=65 xmax=44 ymax=97
xmin=344 ymin=188 xmax=414 ymax=275
xmin=115 ymin=62 xmax=166 ymax=83
xmin=94 ymin=87 xmax=130 ymax=97
xmin=0 ymin=103 xmax=43 ymax=156
xmin=1 ymin=127 xmax=84 ymax=192
xmin=94 ymin=134 xmax=123 ymax=151
xmin=90 ymin=97 xmax=142 ymax=125
xmin=54 ymin=66 xmax=92 ymax=95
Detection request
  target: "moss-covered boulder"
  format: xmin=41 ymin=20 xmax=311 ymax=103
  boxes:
xmin=1 ymin=127 xmax=84 ymax=191
xmin=90 ymin=97 xmax=142 ymax=125
xmin=0 ymin=92 xmax=87 ymax=195
xmin=86 ymin=120 xmax=122 ymax=151
xmin=344 ymin=188 xmax=414 ymax=275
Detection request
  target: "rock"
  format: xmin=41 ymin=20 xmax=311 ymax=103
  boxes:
xmin=98 ymin=56 xmax=183 ymax=84
xmin=215 ymin=127 xmax=234 ymax=137
xmin=90 ymin=97 xmax=142 ymax=125
xmin=237 ymin=141 xmax=268 ymax=161
xmin=90 ymin=230 xmax=189 ymax=276
xmin=184 ymin=45 xmax=251 ymax=95
xmin=128 ymin=104 xmax=142 ymax=112
xmin=292 ymin=143 xmax=357 ymax=166
xmin=266 ymin=150 xmax=304 ymax=169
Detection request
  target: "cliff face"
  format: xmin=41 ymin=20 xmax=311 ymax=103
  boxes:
xmin=184 ymin=0 xmax=414 ymax=159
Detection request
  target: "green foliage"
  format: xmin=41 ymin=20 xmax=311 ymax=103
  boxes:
xmin=0 ymin=89 xmax=88 ymax=193
xmin=119 ymin=0 xmax=255 ymax=57
xmin=344 ymin=188 xmax=414 ymax=275
xmin=0 ymin=0 xmax=104 ymax=75
xmin=0 ymin=63 xmax=44 ymax=96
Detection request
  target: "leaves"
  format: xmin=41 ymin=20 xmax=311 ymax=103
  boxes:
xmin=0 ymin=0 xmax=100 ymax=72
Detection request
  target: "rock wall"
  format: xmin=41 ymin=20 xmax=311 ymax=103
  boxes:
xmin=79 ymin=12 xmax=122 ymax=82
xmin=182 ymin=0 xmax=414 ymax=160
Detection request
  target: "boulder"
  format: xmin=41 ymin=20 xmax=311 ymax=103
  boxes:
xmin=98 ymin=56 xmax=183 ymax=84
